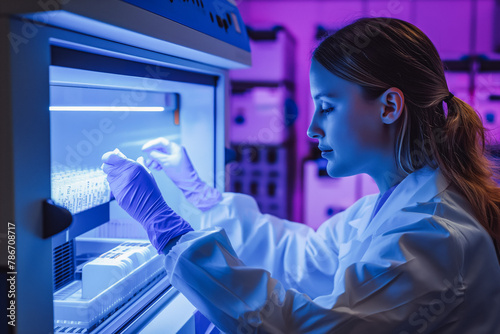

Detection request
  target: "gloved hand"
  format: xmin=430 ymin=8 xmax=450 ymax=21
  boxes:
xmin=141 ymin=138 xmax=222 ymax=211
xmin=101 ymin=148 xmax=193 ymax=253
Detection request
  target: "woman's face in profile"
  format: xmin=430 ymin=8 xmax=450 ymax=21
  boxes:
xmin=307 ymin=59 xmax=391 ymax=178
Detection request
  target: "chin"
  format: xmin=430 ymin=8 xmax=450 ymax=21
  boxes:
xmin=326 ymin=162 xmax=357 ymax=179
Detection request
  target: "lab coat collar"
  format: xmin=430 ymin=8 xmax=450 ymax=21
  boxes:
xmin=349 ymin=166 xmax=450 ymax=236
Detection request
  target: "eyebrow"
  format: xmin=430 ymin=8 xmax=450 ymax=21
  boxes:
xmin=313 ymin=93 xmax=338 ymax=100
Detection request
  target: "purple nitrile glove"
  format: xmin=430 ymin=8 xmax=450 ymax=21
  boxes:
xmin=142 ymin=138 xmax=222 ymax=211
xmin=101 ymin=148 xmax=193 ymax=253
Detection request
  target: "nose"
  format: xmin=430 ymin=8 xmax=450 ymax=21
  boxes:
xmin=307 ymin=113 xmax=324 ymax=139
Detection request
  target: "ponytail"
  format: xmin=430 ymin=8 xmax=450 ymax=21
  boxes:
xmin=434 ymin=96 xmax=500 ymax=256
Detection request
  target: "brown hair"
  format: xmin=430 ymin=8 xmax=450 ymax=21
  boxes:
xmin=313 ymin=17 xmax=500 ymax=256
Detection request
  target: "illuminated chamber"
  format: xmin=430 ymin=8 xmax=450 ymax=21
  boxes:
xmin=49 ymin=47 xmax=217 ymax=333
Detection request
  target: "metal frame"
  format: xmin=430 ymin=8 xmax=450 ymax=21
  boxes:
xmin=1 ymin=15 xmax=229 ymax=333
xmin=2 ymin=0 xmax=251 ymax=69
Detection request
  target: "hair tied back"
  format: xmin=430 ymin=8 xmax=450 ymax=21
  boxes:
xmin=444 ymin=92 xmax=454 ymax=103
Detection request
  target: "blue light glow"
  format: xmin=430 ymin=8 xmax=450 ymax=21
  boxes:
xmin=49 ymin=106 xmax=165 ymax=112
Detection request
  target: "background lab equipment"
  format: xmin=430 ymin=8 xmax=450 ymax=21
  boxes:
xmin=228 ymin=26 xmax=297 ymax=219
xmin=0 ymin=1 xmax=250 ymax=333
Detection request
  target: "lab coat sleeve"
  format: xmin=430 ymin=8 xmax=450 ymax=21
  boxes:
xmin=195 ymin=192 xmax=344 ymax=297
xmin=164 ymin=215 xmax=465 ymax=333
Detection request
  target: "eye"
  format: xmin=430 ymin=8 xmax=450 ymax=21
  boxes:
xmin=320 ymin=107 xmax=335 ymax=114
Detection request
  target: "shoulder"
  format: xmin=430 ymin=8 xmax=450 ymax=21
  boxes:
xmin=386 ymin=185 xmax=487 ymax=243
xmin=372 ymin=186 xmax=495 ymax=269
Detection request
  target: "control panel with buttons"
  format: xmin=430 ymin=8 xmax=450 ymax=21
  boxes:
xmin=122 ymin=0 xmax=249 ymax=51
xmin=228 ymin=145 xmax=290 ymax=219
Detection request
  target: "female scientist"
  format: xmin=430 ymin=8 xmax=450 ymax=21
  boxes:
xmin=102 ymin=17 xmax=500 ymax=333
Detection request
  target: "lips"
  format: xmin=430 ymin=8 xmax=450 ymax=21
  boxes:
xmin=318 ymin=146 xmax=333 ymax=152
xmin=319 ymin=146 xmax=333 ymax=159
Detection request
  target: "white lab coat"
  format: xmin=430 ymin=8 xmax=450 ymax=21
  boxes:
xmin=163 ymin=167 xmax=500 ymax=333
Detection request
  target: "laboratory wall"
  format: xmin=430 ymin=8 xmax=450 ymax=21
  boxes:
xmin=229 ymin=0 xmax=499 ymax=227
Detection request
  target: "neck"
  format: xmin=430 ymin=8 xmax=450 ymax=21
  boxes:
xmin=369 ymin=157 xmax=408 ymax=193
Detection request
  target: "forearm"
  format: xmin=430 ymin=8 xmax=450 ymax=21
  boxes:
xmin=164 ymin=225 xmax=466 ymax=334
xmin=197 ymin=193 xmax=339 ymax=296
xmin=181 ymin=180 xmax=222 ymax=212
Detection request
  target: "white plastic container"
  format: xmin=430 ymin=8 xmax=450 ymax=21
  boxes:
xmin=54 ymin=241 xmax=166 ymax=330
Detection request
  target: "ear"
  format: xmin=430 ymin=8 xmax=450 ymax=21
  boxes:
xmin=380 ymin=87 xmax=404 ymax=124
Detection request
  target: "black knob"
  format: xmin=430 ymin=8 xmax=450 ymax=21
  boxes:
xmin=216 ymin=15 xmax=223 ymax=28
xmin=267 ymin=182 xmax=276 ymax=197
xmin=250 ymin=181 xmax=258 ymax=195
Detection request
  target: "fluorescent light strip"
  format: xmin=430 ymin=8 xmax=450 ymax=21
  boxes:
xmin=50 ymin=106 xmax=165 ymax=112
